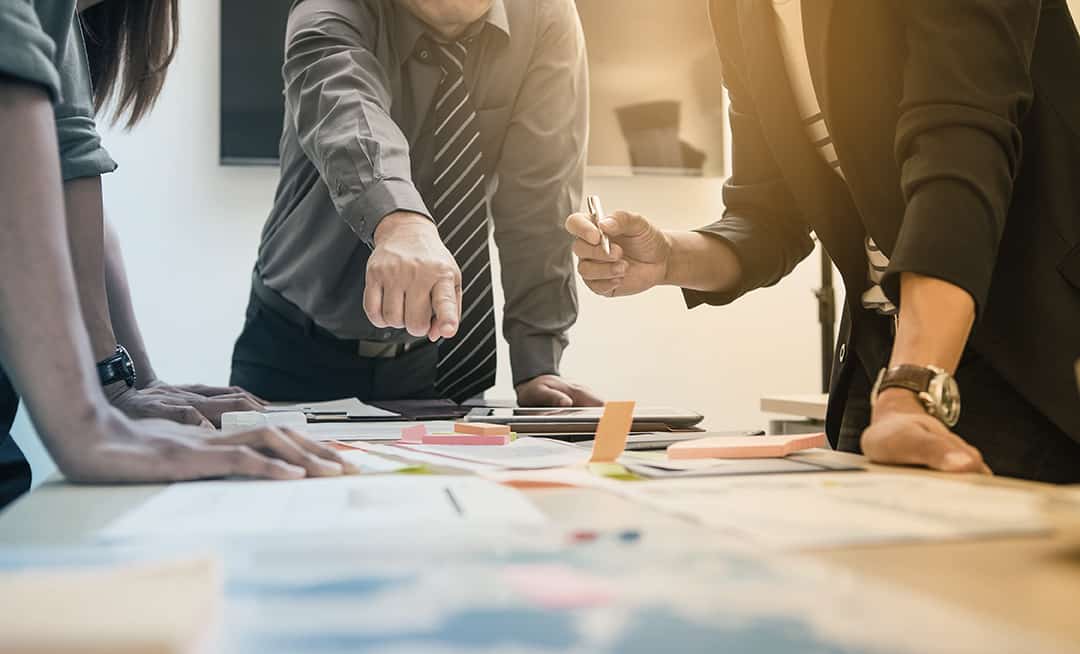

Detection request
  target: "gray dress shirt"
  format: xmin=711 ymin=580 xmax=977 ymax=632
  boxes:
xmin=255 ymin=0 xmax=588 ymax=386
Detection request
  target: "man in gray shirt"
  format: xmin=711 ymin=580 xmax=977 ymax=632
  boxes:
xmin=231 ymin=0 xmax=600 ymax=407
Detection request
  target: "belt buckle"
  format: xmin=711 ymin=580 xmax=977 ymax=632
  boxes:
xmin=356 ymin=340 xmax=398 ymax=359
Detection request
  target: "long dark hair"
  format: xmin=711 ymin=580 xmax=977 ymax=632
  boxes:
xmin=81 ymin=0 xmax=179 ymax=128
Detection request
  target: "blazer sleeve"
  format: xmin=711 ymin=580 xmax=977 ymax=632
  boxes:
xmin=883 ymin=0 xmax=1039 ymax=319
xmin=685 ymin=1 xmax=814 ymax=308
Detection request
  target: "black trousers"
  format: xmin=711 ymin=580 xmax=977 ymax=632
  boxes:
xmin=836 ymin=350 xmax=1080 ymax=483
xmin=0 ymin=367 xmax=31 ymax=510
xmin=230 ymin=293 xmax=442 ymax=403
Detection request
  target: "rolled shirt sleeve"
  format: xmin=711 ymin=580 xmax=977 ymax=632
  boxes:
xmin=490 ymin=0 xmax=587 ymax=385
xmin=0 ymin=0 xmax=61 ymax=100
xmin=54 ymin=17 xmax=116 ymax=181
xmin=283 ymin=0 xmax=431 ymax=247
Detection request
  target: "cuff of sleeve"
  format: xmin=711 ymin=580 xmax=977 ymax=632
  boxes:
xmin=681 ymin=226 xmax=763 ymax=309
xmin=509 ymin=332 xmax=566 ymax=387
xmin=57 ymin=114 xmax=118 ymax=180
xmin=881 ymin=179 xmax=997 ymax=321
xmin=343 ymin=178 xmax=432 ymax=247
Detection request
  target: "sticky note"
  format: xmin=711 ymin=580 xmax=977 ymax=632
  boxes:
xmin=400 ymin=424 xmax=428 ymax=443
xmin=421 ymin=433 xmax=510 ymax=446
xmin=501 ymin=563 xmax=616 ymax=609
xmin=589 ymin=401 xmax=635 ymax=463
xmin=667 ymin=432 xmax=828 ymax=460
xmin=454 ymin=422 xmax=511 ymax=436
xmin=587 ymin=462 xmax=640 ymax=481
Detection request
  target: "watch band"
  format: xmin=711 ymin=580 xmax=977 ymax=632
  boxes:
xmin=875 ymin=364 xmax=936 ymax=395
xmin=97 ymin=345 xmax=137 ymax=388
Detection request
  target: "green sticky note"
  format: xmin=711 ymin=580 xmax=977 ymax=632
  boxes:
xmin=587 ymin=462 xmax=642 ymax=481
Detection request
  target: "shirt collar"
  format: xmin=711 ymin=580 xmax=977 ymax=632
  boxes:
xmin=395 ymin=0 xmax=511 ymax=66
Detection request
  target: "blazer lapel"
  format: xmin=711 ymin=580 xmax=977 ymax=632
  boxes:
xmin=735 ymin=0 xmax=867 ymax=280
xmin=735 ymin=1 xmax=838 ymax=218
xmin=801 ymin=0 xmax=834 ymax=121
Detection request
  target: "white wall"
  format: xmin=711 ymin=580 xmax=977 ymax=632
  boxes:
xmin=11 ymin=0 xmax=834 ymax=484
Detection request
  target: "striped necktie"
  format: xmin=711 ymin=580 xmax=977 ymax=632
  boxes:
xmin=421 ymin=37 xmax=497 ymax=403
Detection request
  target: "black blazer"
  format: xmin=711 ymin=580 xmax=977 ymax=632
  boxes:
xmin=687 ymin=0 xmax=1080 ymax=442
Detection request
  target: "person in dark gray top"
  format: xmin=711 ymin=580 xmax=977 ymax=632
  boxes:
xmin=231 ymin=0 xmax=601 ymax=407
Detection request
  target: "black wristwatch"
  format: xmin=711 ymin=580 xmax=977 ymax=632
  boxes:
xmin=97 ymin=344 xmax=137 ymax=388
xmin=871 ymin=364 xmax=961 ymax=428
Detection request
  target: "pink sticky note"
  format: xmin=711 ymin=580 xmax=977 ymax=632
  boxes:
xmin=667 ymin=432 xmax=828 ymax=459
xmin=501 ymin=564 xmax=616 ymax=609
xmin=421 ymin=433 xmax=510 ymax=446
xmin=454 ymin=422 xmax=511 ymax=436
xmin=400 ymin=424 xmax=428 ymax=443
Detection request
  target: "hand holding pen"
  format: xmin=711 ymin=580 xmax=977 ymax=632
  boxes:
xmin=564 ymin=196 xmax=673 ymax=298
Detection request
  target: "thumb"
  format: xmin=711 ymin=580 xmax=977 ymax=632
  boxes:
xmin=600 ymin=211 xmax=653 ymax=239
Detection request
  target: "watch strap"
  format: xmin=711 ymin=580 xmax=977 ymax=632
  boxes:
xmin=876 ymin=364 xmax=936 ymax=395
xmin=97 ymin=345 xmax=137 ymax=388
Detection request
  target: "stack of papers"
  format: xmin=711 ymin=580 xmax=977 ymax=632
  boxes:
xmin=267 ymin=398 xmax=400 ymax=420
xmin=620 ymin=472 xmax=1051 ymax=549
xmin=617 ymin=450 xmax=859 ymax=478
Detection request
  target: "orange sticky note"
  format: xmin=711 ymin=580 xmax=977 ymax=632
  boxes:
xmin=454 ymin=422 xmax=511 ymax=436
xmin=667 ymin=432 xmax=827 ymax=460
xmin=589 ymin=401 xmax=635 ymax=463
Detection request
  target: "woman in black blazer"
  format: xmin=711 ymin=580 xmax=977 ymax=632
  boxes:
xmin=568 ymin=0 xmax=1080 ymax=482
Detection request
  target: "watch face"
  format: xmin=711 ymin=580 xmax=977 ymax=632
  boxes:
xmin=928 ymin=372 xmax=961 ymax=427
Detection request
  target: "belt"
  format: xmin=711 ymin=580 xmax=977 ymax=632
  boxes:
xmin=250 ymin=274 xmax=429 ymax=360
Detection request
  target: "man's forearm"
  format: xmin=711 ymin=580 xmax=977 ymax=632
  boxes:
xmin=0 ymin=81 xmax=110 ymax=446
xmin=103 ymin=218 xmax=157 ymax=385
xmin=63 ymin=176 xmax=117 ymax=362
xmin=663 ymin=231 xmax=743 ymax=293
xmin=888 ymin=272 xmax=975 ymax=374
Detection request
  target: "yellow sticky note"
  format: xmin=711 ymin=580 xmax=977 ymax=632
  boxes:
xmin=589 ymin=401 xmax=635 ymax=463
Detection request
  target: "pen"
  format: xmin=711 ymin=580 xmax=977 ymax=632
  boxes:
xmin=586 ymin=195 xmax=612 ymax=256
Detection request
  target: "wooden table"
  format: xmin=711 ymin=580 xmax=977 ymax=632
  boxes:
xmin=2 ymin=450 xmax=1079 ymax=647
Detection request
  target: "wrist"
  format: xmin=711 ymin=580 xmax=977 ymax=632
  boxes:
xmin=872 ymin=387 xmax=925 ymax=417
xmin=373 ymin=211 xmax=435 ymax=245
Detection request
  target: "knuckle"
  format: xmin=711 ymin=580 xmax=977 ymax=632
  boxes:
xmin=228 ymin=445 xmax=258 ymax=468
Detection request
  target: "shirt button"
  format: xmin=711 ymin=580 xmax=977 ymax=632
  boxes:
xmin=838 ymin=343 xmax=847 ymax=363
xmin=419 ymin=50 xmax=430 ymax=61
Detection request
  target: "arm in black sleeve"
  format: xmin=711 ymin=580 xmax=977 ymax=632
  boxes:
xmin=883 ymin=0 xmax=1039 ymax=319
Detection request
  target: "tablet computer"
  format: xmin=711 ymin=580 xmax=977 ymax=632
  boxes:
xmin=465 ymin=406 xmax=705 ymax=428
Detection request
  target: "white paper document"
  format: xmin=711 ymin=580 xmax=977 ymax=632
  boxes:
xmin=267 ymin=397 xmax=399 ymax=419
xmin=393 ymin=437 xmax=591 ymax=470
xmin=99 ymin=476 xmax=546 ymax=541
xmin=621 ymin=472 xmax=1051 ymax=549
